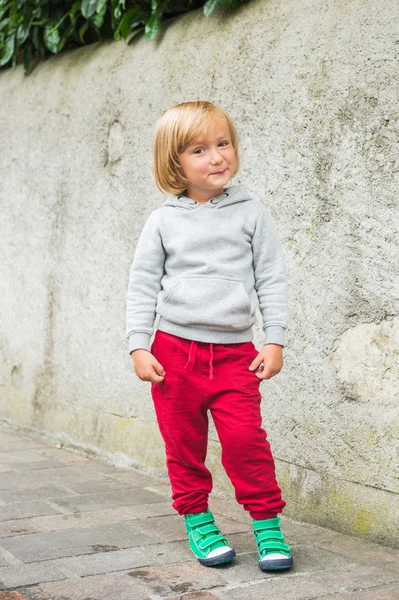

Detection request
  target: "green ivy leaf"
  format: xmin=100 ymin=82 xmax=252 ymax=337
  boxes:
xmin=0 ymin=34 xmax=14 ymax=66
xmin=111 ymin=0 xmax=121 ymax=22
xmin=203 ymin=0 xmax=219 ymax=16
xmin=81 ymin=0 xmax=98 ymax=19
xmin=23 ymin=40 xmax=32 ymax=73
xmin=78 ymin=21 xmax=89 ymax=42
xmin=44 ymin=21 xmax=60 ymax=53
xmin=16 ymin=20 xmax=30 ymax=45
xmin=0 ymin=18 xmax=10 ymax=32
xmin=69 ymin=2 xmax=82 ymax=23
xmin=58 ymin=21 xmax=77 ymax=50
xmin=0 ymin=4 xmax=11 ymax=21
xmin=96 ymin=0 xmax=108 ymax=13
xmin=114 ymin=7 xmax=141 ymax=40
xmin=144 ymin=8 xmax=162 ymax=40
xmin=91 ymin=10 xmax=106 ymax=29
xmin=32 ymin=25 xmax=40 ymax=50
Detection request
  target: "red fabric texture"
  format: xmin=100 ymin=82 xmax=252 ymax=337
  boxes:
xmin=150 ymin=329 xmax=286 ymax=519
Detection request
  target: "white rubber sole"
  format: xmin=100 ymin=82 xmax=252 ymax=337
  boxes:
xmin=259 ymin=552 xmax=293 ymax=571
xmin=197 ymin=546 xmax=236 ymax=566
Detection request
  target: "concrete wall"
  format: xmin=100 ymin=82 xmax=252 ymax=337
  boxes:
xmin=1 ymin=0 xmax=398 ymax=547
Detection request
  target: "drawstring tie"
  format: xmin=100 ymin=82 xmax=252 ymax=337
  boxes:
xmin=184 ymin=341 xmax=214 ymax=381
xmin=209 ymin=343 xmax=214 ymax=381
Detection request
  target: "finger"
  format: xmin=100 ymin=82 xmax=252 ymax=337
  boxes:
xmin=152 ymin=361 xmax=166 ymax=377
xmin=263 ymin=369 xmax=277 ymax=380
xmin=249 ymin=360 xmax=264 ymax=371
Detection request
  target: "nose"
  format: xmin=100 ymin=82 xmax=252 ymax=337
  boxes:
xmin=210 ymin=147 xmax=223 ymax=165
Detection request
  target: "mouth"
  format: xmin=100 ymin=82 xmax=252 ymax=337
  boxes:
xmin=210 ymin=169 xmax=226 ymax=176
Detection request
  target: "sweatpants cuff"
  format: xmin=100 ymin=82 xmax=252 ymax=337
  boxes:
xmin=250 ymin=511 xmax=280 ymax=520
xmin=176 ymin=503 xmax=209 ymax=516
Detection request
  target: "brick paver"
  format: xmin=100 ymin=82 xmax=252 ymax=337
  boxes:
xmin=0 ymin=425 xmax=398 ymax=600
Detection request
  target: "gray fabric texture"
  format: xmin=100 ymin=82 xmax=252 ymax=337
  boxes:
xmin=126 ymin=185 xmax=288 ymax=353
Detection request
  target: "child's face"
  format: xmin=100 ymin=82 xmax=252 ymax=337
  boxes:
xmin=178 ymin=117 xmax=236 ymax=203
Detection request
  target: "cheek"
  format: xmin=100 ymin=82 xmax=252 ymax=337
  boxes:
xmin=194 ymin=159 xmax=211 ymax=175
xmin=227 ymin=149 xmax=236 ymax=166
xmin=184 ymin=159 xmax=206 ymax=177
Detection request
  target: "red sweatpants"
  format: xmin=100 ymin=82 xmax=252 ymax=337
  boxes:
xmin=150 ymin=329 xmax=286 ymax=519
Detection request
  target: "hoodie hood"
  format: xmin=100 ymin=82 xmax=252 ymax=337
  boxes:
xmin=162 ymin=184 xmax=253 ymax=210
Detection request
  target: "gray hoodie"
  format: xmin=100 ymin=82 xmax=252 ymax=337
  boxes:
xmin=126 ymin=184 xmax=288 ymax=353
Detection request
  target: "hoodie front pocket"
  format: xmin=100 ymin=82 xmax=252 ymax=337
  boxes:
xmin=157 ymin=276 xmax=252 ymax=331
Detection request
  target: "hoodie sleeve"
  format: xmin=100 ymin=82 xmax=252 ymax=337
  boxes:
xmin=251 ymin=204 xmax=288 ymax=347
xmin=126 ymin=210 xmax=166 ymax=353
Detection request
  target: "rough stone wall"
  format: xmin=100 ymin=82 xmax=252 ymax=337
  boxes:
xmin=0 ymin=0 xmax=398 ymax=546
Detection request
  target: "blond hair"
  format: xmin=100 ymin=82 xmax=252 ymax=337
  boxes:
xmin=153 ymin=100 xmax=240 ymax=195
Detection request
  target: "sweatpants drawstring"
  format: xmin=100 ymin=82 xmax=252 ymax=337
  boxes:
xmin=184 ymin=340 xmax=214 ymax=382
xmin=184 ymin=340 xmax=198 ymax=371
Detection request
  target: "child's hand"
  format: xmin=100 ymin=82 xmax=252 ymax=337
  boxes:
xmin=130 ymin=349 xmax=166 ymax=383
xmin=248 ymin=344 xmax=284 ymax=380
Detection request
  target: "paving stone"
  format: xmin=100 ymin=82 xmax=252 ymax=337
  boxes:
xmin=126 ymin=561 xmax=229 ymax=597
xmin=279 ymin=516 xmax=342 ymax=544
xmin=221 ymin=573 xmax=331 ymax=599
xmin=209 ymin=516 xmax=251 ymax=536
xmin=382 ymin=560 xmax=399 ymax=575
xmin=29 ymin=447 xmax=92 ymax=464
xmin=0 ymin=459 xmax=67 ymax=472
xmin=0 ymin=486 xmax=76 ymax=504
xmin=54 ymin=478 xmax=132 ymax=495
xmin=136 ymin=540 xmax=194 ymax=566
xmin=1 ymin=428 xmax=398 ymax=600
xmin=167 ymin=593 xmax=222 ymax=600
xmin=129 ymin=514 xmax=250 ymax=546
xmin=48 ymin=488 xmax=166 ymax=513
xmin=55 ymin=547 xmax=150 ymax=576
xmin=0 ymin=468 xmax=104 ymax=491
xmin=0 ymin=452 xmax=50 ymax=465
xmin=0 ymin=519 xmax=42 ymax=538
xmin=314 ymin=534 xmax=399 ymax=565
xmin=0 ymin=522 xmax=155 ymax=562
xmin=208 ymin=498 xmax=250 ymax=524
xmin=126 ymin=515 xmax=187 ymax=543
xmin=223 ymin=532 xmax=258 ymax=554
xmin=32 ymin=449 xmax=121 ymax=474
xmin=311 ymin=563 xmax=399 ymax=593
xmin=145 ymin=483 xmax=172 ymax=497
xmin=31 ymin=502 xmax=175 ymax=531
xmin=70 ymin=460 xmax=128 ymax=475
xmin=287 ymin=542 xmax=358 ymax=572
xmin=107 ymin=470 xmax=168 ymax=488
xmin=0 ymin=466 xmax=14 ymax=474
xmin=52 ymin=539 xmax=195 ymax=575
xmin=206 ymin=552 xmax=282 ymax=586
xmin=318 ymin=583 xmax=399 ymax=599
xmin=0 ymin=500 xmax=62 ymax=522
xmin=0 ymin=432 xmax=45 ymax=452
xmin=0 ymin=561 xmax=67 ymax=588
xmin=28 ymin=573 xmax=152 ymax=600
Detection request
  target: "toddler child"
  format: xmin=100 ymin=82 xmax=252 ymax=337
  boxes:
xmin=126 ymin=100 xmax=293 ymax=571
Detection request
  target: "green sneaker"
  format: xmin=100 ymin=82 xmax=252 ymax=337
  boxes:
xmin=184 ymin=509 xmax=236 ymax=566
xmin=253 ymin=516 xmax=293 ymax=571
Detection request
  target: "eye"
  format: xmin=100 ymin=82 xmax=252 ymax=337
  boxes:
xmin=193 ymin=148 xmax=205 ymax=154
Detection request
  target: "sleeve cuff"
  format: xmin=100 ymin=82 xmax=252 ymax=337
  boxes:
xmin=263 ymin=326 xmax=286 ymax=347
xmin=128 ymin=332 xmax=152 ymax=354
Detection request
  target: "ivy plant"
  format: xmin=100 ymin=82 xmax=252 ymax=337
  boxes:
xmin=0 ymin=0 xmax=247 ymax=74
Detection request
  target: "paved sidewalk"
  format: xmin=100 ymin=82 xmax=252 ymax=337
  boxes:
xmin=0 ymin=425 xmax=398 ymax=600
